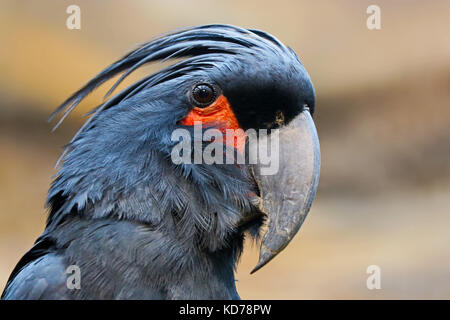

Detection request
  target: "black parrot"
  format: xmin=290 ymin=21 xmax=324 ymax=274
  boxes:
xmin=2 ymin=25 xmax=320 ymax=300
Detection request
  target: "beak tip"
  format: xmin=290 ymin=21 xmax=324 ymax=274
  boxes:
xmin=250 ymin=261 xmax=264 ymax=274
xmin=250 ymin=247 xmax=278 ymax=274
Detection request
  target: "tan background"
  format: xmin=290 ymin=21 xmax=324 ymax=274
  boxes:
xmin=1 ymin=0 xmax=449 ymax=299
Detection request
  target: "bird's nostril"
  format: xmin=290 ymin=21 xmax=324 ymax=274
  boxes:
xmin=274 ymin=110 xmax=285 ymax=126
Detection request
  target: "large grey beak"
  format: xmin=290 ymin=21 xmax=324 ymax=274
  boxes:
xmin=250 ymin=109 xmax=320 ymax=273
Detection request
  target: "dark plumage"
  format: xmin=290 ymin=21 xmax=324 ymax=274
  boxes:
xmin=2 ymin=24 xmax=317 ymax=299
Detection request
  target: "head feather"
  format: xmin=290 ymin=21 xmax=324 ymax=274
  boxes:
xmin=49 ymin=25 xmax=289 ymax=146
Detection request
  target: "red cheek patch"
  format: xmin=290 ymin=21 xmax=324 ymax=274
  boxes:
xmin=180 ymin=95 xmax=246 ymax=152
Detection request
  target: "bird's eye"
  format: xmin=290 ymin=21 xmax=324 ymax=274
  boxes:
xmin=191 ymin=83 xmax=216 ymax=107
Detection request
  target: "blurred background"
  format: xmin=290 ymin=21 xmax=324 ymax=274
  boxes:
xmin=1 ymin=0 xmax=449 ymax=299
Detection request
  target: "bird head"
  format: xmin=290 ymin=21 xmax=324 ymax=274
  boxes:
xmin=47 ymin=25 xmax=320 ymax=273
